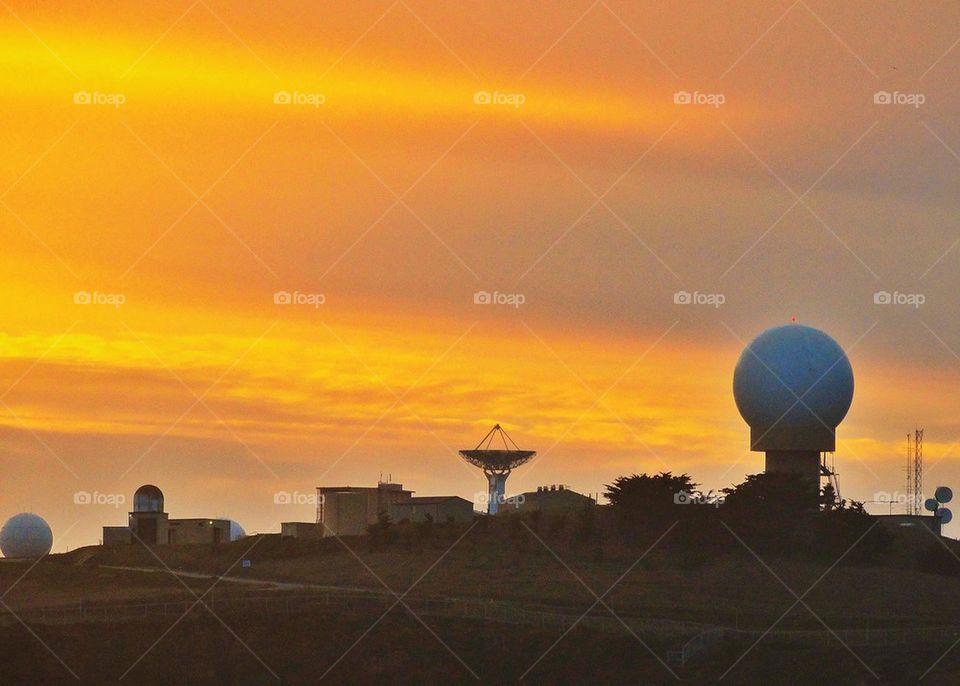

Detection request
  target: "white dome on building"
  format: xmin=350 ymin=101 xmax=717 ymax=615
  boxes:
xmin=733 ymin=324 xmax=854 ymax=431
xmin=229 ymin=521 xmax=246 ymax=541
xmin=0 ymin=513 xmax=53 ymax=559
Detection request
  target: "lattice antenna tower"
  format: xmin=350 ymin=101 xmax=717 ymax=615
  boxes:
xmin=906 ymin=429 xmax=924 ymax=515
xmin=906 ymin=433 xmax=913 ymax=515
xmin=913 ymin=428 xmax=923 ymax=516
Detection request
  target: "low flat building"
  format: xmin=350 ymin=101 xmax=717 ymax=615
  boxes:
xmin=317 ymin=482 xmax=413 ymax=537
xmin=168 ymin=519 xmax=231 ymax=545
xmin=391 ymin=496 xmax=473 ymax=524
xmin=502 ymin=484 xmax=596 ymax=514
xmin=316 ymin=481 xmax=473 ymax=536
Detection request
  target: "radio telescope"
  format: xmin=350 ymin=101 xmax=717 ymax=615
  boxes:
xmin=460 ymin=424 xmax=536 ymax=514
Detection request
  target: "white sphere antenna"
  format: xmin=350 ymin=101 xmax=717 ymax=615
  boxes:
xmin=1 ymin=513 xmax=53 ymax=559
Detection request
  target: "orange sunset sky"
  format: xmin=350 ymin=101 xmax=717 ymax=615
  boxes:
xmin=4 ymin=1 xmax=960 ymax=550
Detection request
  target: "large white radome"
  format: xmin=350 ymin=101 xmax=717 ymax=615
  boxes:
xmin=733 ymin=324 xmax=854 ymax=429
xmin=0 ymin=512 xmax=53 ymax=559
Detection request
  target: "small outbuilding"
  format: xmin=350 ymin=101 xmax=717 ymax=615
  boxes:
xmin=281 ymin=522 xmax=322 ymax=540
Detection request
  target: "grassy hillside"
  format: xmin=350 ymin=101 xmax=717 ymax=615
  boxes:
xmin=10 ymin=511 xmax=960 ymax=629
xmin=4 ymin=511 xmax=960 ymax=683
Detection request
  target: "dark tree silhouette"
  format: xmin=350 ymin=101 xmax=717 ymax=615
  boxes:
xmin=719 ymin=472 xmax=888 ymax=558
xmin=821 ymin=482 xmax=838 ymax=511
xmin=721 ymin=472 xmax=817 ymax=517
xmin=604 ymin=472 xmax=698 ymax=532
xmin=717 ymin=472 xmax=818 ymax=554
xmin=605 ymin=472 xmax=697 ymax=508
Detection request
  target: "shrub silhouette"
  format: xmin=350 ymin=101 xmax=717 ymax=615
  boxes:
xmin=604 ymin=471 xmax=697 ymax=531
xmin=603 ymin=470 xmax=890 ymax=561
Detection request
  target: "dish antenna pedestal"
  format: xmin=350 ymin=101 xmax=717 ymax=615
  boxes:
xmin=459 ymin=424 xmax=536 ymax=514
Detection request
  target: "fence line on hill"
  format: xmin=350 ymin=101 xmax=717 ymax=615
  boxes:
xmin=3 ymin=587 xmax=960 ymax=654
xmin=0 ymin=589 xmax=709 ymax=637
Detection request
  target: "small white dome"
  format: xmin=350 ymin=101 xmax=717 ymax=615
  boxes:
xmin=229 ymin=521 xmax=246 ymax=541
xmin=733 ymin=324 xmax=854 ymax=430
xmin=1 ymin=513 xmax=53 ymax=558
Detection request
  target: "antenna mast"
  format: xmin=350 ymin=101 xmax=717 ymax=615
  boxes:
xmin=906 ymin=429 xmax=924 ymax=515
xmin=913 ymin=428 xmax=923 ymax=516
xmin=906 ymin=433 xmax=913 ymax=514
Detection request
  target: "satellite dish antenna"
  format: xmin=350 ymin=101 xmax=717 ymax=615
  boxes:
xmin=924 ymin=498 xmax=939 ymax=512
xmin=939 ymin=507 xmax=953 ymax=525
xmin=459 ymin=424 xmax=536 ymax=515
xmin=936 ymin=486 xmax=953 ymax=504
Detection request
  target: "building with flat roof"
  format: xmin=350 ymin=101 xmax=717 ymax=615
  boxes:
xmin=316 ymin=481 xmax=474 ymax=536
xmin=391 ymin=496 xmax=473 ymax=524
xmin=501 ymin=484 xmax=596 ymax=514
xmin=316 ymin=482 xmax=413 ymax=537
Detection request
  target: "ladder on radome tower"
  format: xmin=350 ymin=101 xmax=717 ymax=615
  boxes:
xmin=821 ymin=452 xmax=841 ymax=508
